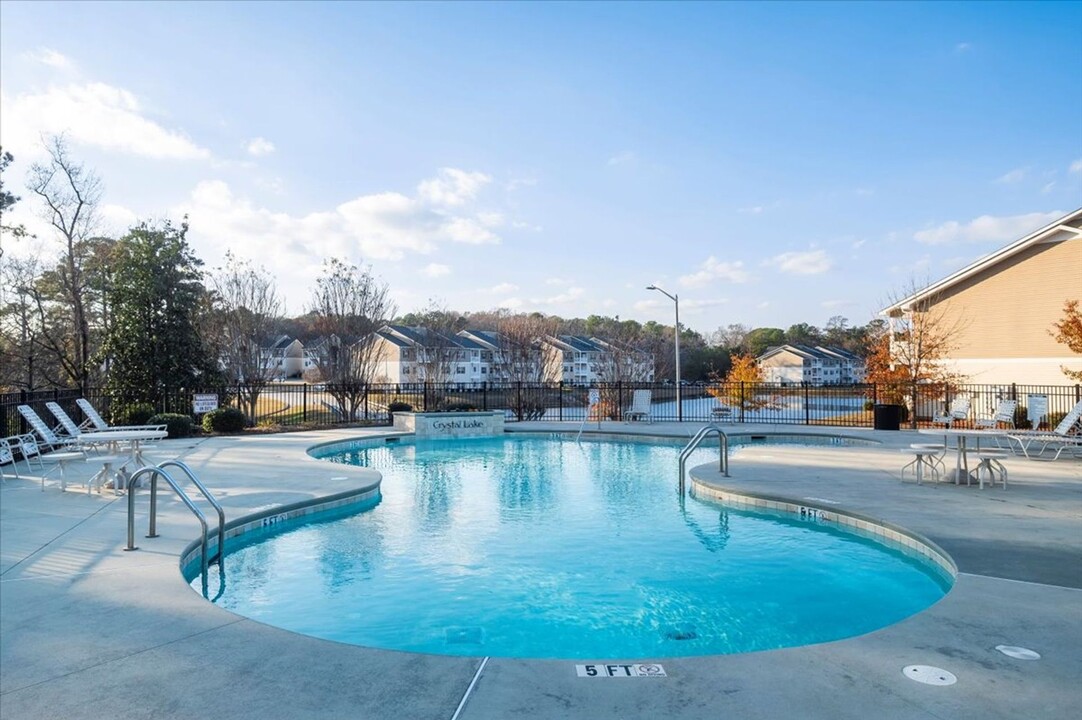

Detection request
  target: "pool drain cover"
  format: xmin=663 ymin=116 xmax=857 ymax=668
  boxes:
xmin=995 ymin=645 xmax=1040 ymax=660
xmin=903 ymin=665 xmax=956 ymax=686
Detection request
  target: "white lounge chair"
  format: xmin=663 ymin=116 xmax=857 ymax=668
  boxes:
xmin=625 ymin=389 xmax=652 ymax=423
xmin=932 ymin=395 xmax=971 ymax=428
xmin=74 ymin=398 xmax=165 ymax=432
xmin=1005 ymin=399 xmax=1082 ymax=460
xmin=16 ymin=405 xmax=82 ymax=451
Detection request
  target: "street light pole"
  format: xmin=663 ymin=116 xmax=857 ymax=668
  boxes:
xmin=646 ymin=285 xmax=681 ymax=421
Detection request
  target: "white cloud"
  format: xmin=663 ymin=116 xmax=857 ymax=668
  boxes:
xmin=417 ymin=168 xmax=491 ymax=207
xmin=24 ymin=48 xmax=72 ymax=69
xmin=634 ymin=298 xmax=727 ymax=314
xmin=955 ymin=42 xmax=972 ymax=53
xmin=496 ymin=297 xmax=524 ymax=309
xmin=1042 ymin=181 xmax=1056 ymax=194
xmin=738 ymin=206 xmax=764 ymax=215
xmin=544 ymin=277 xmax=569 ymax=286
xmin=506 ymin=177 xmax=537 ymax=191
xmin=821 ymin=299 xmax=852 ymax=309
xmin=913 ymin=211 xmax=1063 ymax=245
xmin=1070 ymin=159 xmax=1082 ymax=174
xmin=534 ymin=287 xmax=584 ymax=305
xmin=0 ymin=82 xmax=209 ymax=160
xmin=996 ymin=167 xmax=1028 ymax=184
xmin=177 ymin=168 xmax=502 ymax=305
xmin=678 ymin=256 xmax=750 ymax=287
xmin=99 ymin=203 xmax=139 ymax=233
xmin=488 ymin=282 xmax=519 ymax=294
xmin=421 ymin=263 xmax=451 ymax=278
xmin=766 ymin=250 xmax=832 ymax=275
xmin=246 ymin=137 xmax=275 ymax=156
xmin=607 ymin=151 xmax=636 ymax=167
xmin=851 ymin=239 xmax=866 ymax=249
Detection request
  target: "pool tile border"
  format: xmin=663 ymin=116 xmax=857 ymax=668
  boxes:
xmin=179 ymin=484 xmax=381 ymax=580
xmin=689 ymin=469 xmax=958 ymax=579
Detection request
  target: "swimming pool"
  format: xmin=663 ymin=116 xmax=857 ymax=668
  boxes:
xmin=198 ymin=434 xmax=951 ymax=659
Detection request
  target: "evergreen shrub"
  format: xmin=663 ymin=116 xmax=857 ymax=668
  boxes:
xmin=202 ymin=407 xmax=247 ymax=433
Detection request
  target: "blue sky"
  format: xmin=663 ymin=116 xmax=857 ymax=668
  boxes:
xmin=2 ymin=1 xmax=1080 ymax=333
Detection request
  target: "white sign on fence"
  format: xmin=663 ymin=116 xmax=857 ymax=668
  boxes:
xmin=588 ymin=389 xmax=600 ymax=406
xmin=1026 ymin=394 xmax=1048 ymax=430
xmin=192 ymin=393 xmax=219 ymax=414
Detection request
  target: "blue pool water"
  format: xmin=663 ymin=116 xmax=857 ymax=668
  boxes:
xmin=200 ymin=434 xmax=951 ymax=659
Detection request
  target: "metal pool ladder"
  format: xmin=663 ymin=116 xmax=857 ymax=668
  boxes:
xmin=125 ymin=461 xmax=226 ymax=596
xmin=679 ymin=424 xmax=729 ymax=497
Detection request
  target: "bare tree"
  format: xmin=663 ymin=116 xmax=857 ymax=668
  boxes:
xmin=209 ymin=252 xmax=283 ymax=424
xmin=27 ymin=135 xmax=102 ymax=388
xmin=872 ymin=281 xmax=967 ymax=423
xmin=309 ymin=258 xmax=395 ymax=421
xmin=494 ymin=311 xmax=557 ymax=384
xmin=0 ymin=254 xmax=45 ymax=389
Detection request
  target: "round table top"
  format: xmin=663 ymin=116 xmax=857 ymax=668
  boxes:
xmin=918 ymin=428 xmax=1007 ymax=437
xmin=78 ymin=429 xmax=167 ymax=442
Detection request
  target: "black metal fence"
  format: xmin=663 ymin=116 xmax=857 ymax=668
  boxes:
xmin=3 ymin=381 xmax=1080 ymax=438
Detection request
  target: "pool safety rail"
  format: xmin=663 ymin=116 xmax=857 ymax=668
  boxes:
xmin=125 ymin=461 xmax=225 ymax=596
xmin=679 ymin=424 xmax=729 ymax=496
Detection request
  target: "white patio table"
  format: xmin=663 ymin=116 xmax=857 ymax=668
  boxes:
xmin=918 ymin=428 xmax=1008 ymax=485
xmin=77 ymin=429 xmax=168 ymax=487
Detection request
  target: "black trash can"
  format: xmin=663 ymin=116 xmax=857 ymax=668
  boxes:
xmin=873 ymin=403 xmax=904 ymax=431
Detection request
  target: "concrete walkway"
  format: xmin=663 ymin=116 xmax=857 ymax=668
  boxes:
xmin=1 ymin=424 xmax=1080 ymax=719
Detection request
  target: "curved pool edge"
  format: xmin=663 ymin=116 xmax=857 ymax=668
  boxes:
xmin=179 ymin=476 xmax=382 ymax=582
xmin=688 ymin=463 xmax=958 ymax=581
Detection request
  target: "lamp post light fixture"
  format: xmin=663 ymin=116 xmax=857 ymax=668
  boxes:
xmin=646 ymin=284 xmax=681 ymax=421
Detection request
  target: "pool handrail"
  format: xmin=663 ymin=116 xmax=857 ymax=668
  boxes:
xmin=679 ymin=424 xmax=729 ymax=496
xmin=156 ymin=459 xmax=226 ymax=564
xmin=125 ymin=465 xmax=211 ymax=596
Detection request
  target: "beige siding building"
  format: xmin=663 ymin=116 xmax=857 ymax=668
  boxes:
xmin=881 ymin=208 xmax=1082 ymax=385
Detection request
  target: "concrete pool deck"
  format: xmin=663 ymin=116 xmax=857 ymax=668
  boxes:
xmin=1 ymin=423 xmax=1080 ymax=719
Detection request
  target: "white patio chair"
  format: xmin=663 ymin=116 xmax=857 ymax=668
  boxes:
xmin=1 ymin=436 xmax=22 ymax=481
xmin=932 ymin=395 xmax=971 ymax=428
xmin=1005 ymin=399 xmax=1082 ymax=460
xmin=975 ymin=399 xmax=1017 ymax=430
xmin=625 ymin=389 xmax=652 ymax=423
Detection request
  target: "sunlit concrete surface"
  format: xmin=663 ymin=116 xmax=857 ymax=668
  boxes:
xmin=2 ymin=423 xmax=1080 ymax=719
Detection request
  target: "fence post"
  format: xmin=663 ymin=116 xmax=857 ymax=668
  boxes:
xmin=517 ymin=382 xmax=523 ymax=420
xmin=482 ymin=382 xmax=488 ymax=411
xmin=558 ymin=381 xmax=564 ymax=421
xmin=302 ymin=383 xmax=308 ymax=423
xmin=424 ymin=382 xmax=430 ymax=412
xmin=911 ymin=382 xmax=919 ymax=429
xmin=803 ymin=382 xmax=810 ymax=425
xmin=740 ymin=382 xmax=745 ymax=423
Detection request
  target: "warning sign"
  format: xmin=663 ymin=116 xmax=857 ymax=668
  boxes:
xmin=192 ymin=393 xmax=219 ymax=414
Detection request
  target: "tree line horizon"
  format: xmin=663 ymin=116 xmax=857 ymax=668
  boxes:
xmin=4 ymin=137 xmax=1078 ymax=422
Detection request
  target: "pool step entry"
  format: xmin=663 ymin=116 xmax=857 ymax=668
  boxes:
xmin=679 ymin=424 xmax=729 ymax=496
xmin=125 ymin=460 xmax=225 ymax=596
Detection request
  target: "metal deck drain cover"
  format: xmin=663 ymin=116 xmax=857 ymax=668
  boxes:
xmin=903 ymin=665 xmax=957 ymax=686
xmin=995 ymin=645 xmax=1041 ymax=660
